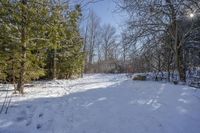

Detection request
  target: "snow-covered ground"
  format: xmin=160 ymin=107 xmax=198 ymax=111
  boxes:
xmin=0 ymin=74 xmax=200 ymax=133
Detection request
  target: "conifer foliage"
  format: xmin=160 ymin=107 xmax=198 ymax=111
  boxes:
xmin=0 ymin=0 xmax=84 ymax=93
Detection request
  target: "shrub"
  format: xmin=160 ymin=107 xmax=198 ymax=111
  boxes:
xmin=132 ymin=75 xmax=146 ymax=80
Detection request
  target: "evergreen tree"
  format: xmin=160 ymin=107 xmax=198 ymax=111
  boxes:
xmin=0 ymin=0 xmax=50 ymax=93
xmin=46 ymin=3 xmax=84 ymax=79
xmin=0 ymin=0 xmax=84 ymax=93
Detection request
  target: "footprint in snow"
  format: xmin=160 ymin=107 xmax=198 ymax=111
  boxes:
xmin=26 ymin=120 xmax=32 ymax=126
xmin=16 ymin=110 xmax=27 ymax=122
xmin=36 ymin=124 xmax=42 ymax=129
xmin=39 ymin=113 xmax=43 ymax=118
xmin=16 ymin=116 xmax=26 ymax=122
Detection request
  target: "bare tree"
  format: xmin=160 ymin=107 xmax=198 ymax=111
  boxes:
xmin=95 ymin=24 xmax=120 ymax=72
xmin=119 ymin=0 xmax=200 ymax=82
xmin=83 ymin=10 xmax=101 ymax=72
xmin=101 ymin=24 xmax=117 ymax=61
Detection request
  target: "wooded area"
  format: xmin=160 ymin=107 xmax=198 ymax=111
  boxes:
xmin=118 ymin=0 xmax=200 ymax=83
xmin=83 ymin=0 xmax=200 ymax=84
xmin=0 ymin=0 xmax=84 ymax=93
xmin=0 ymin=0 xmax=200 ymax=94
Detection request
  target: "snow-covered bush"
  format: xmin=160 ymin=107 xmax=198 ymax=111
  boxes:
xmin=131 ymin=67 xmax=200 ymax=88
xmin=187 ymin=67 xmax=200 ymax=88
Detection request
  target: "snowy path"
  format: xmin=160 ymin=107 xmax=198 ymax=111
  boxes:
xmin=0 ymin=74 xmax=200 ymax=133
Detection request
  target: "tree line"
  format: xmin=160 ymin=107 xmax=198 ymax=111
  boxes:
xmin=1 ymin=0 xmax=200 ymax=94
xmin=82 ymin=10 xmax=123 ymax=73
xmin=83 ymin=1 xmax=200 ymax=82
xmin=0 ymin=0 xmax=84 ymax=93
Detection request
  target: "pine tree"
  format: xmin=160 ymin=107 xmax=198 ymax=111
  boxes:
xmin=0 ymin=0 xmax=50 ymax=93
xmin=46 ymin=3 xmax=84 ymax=79
xmin=57 ymin=4 xmax=84 ymax=79
xmin=0 ymin=0 xmax=84 ymax=93
xmin=46 ymin=2 xmax=65 ymax=80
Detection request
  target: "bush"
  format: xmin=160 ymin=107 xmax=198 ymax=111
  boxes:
xmin=132 ymin=74 xmax=146 ymax=80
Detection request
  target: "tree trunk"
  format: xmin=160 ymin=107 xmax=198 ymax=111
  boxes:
xmin=177 ymin=45 xmax=186 ymax=82
xmin=11 ymin=60 xmax=17 ymax=93
xmin=17 ymin=0 xmax=27 ymax=94
xmin=175 ymin=19 xmax=186 ymax=82
xmin=83 ymin=26 xmax=88 ymax=73
xmin=52 ymin=47 xmax=57 ymax=80
xmin=167 ymin=55 xmax=171 ymax=82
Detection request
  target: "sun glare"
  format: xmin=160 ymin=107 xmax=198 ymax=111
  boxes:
xmin=189 ymin=13 xmax=194 ymax=18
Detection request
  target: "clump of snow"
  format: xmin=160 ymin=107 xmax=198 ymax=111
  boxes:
xmin=0 ymin=74 xmax=200 ymax=133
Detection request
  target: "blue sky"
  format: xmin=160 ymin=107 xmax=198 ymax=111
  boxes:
xmin=88 ymin=0 xmax=125 ymax=33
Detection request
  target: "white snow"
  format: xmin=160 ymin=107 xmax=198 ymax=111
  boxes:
xmin=0 ymin=74 xmax=200 ymax=133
